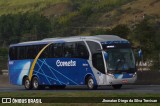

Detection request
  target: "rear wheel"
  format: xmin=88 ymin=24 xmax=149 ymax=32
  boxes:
xmin=87 ymin=76 xmax=97 ymax=90
xmin=32 ymin=77 xmax=41 ymax=90
xmin=112 ymin=84 xmax=122 ymax=89
xmin=24 ymin=77 xmax=32 ymax=90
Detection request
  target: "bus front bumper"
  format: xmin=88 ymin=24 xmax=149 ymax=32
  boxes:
xmin=106 ymin=73 xmax=137 ymax=85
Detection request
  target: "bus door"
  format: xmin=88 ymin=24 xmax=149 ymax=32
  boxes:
xmin=87 ymin=41 xmax=106 ymax=85
xmin=92 ymin=52 xmax=106 ymax=85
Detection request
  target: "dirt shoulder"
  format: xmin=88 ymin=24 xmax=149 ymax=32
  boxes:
xmin=0 ymin=75 xmax=12 ymax=87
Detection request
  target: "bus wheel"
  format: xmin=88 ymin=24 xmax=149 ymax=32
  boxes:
xmin=32 ymin=77 xmax=40 ymax=90
xmin=24 ymin=77 xmax=32 ymax=90
xmin=112 ymin=84 xmax=122 ymax=89
xmin=87 ymin=76 xmax=97 ymax=90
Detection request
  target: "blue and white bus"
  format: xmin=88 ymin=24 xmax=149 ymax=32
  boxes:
xmin=8 ymin=35 xmax=137 ymax=90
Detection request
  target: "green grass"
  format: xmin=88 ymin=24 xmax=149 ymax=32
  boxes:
xmin=0 ymin=0 xmax=69 ymax=15
xmin=0 ymin=92 xmax=160 ymax=97
xmin=0 ymin=0 xmax=132 ymax=16
xmin=0 ymin=92 xmax=159 ymax=106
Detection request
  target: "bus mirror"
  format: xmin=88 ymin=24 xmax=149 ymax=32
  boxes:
xmin=138 ymin=49 xmax=142 ymax=58
xmin=104 ymin=52 xmax=108 ymax=60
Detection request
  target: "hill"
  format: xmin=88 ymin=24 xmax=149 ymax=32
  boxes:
xmin=1 ymin=0 xmax=159 ymax=29
xmin=0 ymin=0 xmax=160 ymax=70
xmin=98 ymin=0 xmax=160 ymax=28
xmin=0 ymin=0 xmax=69 ymax=15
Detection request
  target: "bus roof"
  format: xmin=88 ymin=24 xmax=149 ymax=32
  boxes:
xmin=10 ymin=35 xmax=128 ymax=47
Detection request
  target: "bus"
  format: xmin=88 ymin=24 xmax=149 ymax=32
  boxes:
xmin=8 ymin=35 xmax=137 ymax=90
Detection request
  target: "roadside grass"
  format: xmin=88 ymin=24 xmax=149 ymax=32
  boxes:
xmin=0 ymin=92 xmax=159 ymax=106
xmin=0 ymin=91 xmax=160 ymax=97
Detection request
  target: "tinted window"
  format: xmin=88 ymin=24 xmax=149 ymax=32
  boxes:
xmin=39 ymin=44 xmax=48 ymax=58
xmin=64 ymin=42 xmax=75 ymax=58
xmin=9 ymin=41 xmax=89 ymax=60
xmin=92 ymin=53 xmax=105 ymax=74
xmin=9 ymin=44 xmax=46 ymax=60
xmin=87 ymin=41 xmax=105 ymax=74
xmin=86 ymin=41 xmax=101 ymax=55
xmin=40 ymin=44 xmax=55 ymax=58
xmin=47 ymin=44 xmax=54 ymax=58
xmin=18 ymin=46 xmax=26 ymax=59
xmin=27 ymin=45 xmax=39 ymax=59
xmin=54 ymin=43 xmax=64 ymax=58
xmin=9 ymin=47 xmax=17 ymax=60
xmin=76 ymin=42 xmax=89 ymax=59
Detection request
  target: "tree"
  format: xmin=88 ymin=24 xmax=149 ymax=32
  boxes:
xmin=131 ymin=19 xmax=160 ymax=71
xmin=111 ymin=24 xmax=130 ymax=38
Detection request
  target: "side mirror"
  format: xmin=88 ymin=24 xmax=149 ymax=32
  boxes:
xmin=138 ymin=49 xmax=142 ymax=58
xmin=104 ymin=52 xmax=108 ymax=60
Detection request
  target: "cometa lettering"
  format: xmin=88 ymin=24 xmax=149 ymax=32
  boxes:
xmin=56 ymin=60 xmax=76 ymax=67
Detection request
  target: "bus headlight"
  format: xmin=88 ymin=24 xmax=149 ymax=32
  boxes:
xmin=107 ymin=73 xmax=115 ymax=79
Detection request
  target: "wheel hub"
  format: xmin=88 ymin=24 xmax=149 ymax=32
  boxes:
xmin=25 ymin=79 xmax=30 ymax=89
xmin=88 ymin=79 xmax=94 ymax=88
xmin=33 ymin=80 xmax=38 ymax=89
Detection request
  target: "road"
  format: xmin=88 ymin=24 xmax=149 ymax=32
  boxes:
xmin=0 ymin=75 xmax=160 ymax=93
xmin=0 ymin=85 xmax=160 ymax=93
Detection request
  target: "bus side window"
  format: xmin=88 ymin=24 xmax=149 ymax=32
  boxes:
xmin=14 ymin=47 xmax=18 ymax=60
xmin=26 ymin=46 xmax=30 ymax=59
xmin=76 ymin=42 xmax=89 ymax=59
xmin=18 ymin=46 xmax=26 ymax=60
xmin=54 ymin=43 xmax=64 ymax=58
xmin=9 ymin=47 xmax=16 ymax=60
xmin=64 ymin=42 xmax=75 ymax=58
xmin=38 ymin=44 xmax=46 ymax=58
xmin=48 ymin=44 xmax=54 ymax=58
xmin=41 ymin=45 xmax=49 ymax=58
xmin=26 ymin=46 xmax=36 ymax=59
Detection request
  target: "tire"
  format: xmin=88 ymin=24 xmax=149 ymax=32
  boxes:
xmin=87 ymin=76 xmax=97 ymax=90
xmin=32 ymin=77 xmax=40 ymax=90
xmin=24 ymin=77 xmax=32 ymax=90
xmin=112 ymin=84 xmax=122 ymax=89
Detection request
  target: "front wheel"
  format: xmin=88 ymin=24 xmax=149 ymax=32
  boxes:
xmin=24 ymin=77 xmax=32 ymax=90
xmin=112 ymin=84 xmax=122 ymax=89
xmin=87 ymin=76 xmax=97 ymax=90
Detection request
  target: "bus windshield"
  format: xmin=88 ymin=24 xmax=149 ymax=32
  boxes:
xmin=105 ymin=49 xmax=135 ymax=73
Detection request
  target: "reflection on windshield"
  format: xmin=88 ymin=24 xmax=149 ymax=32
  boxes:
xmin=105 ymin=49 xmax=135 ymax=71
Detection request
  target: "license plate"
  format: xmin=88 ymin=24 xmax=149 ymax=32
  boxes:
xmin=122 ymin=80 xmax=128 ymax=84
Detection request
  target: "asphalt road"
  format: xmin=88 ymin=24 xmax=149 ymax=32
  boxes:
xmin=0 ymin=75 xmax=160 ymax=93
xmin=0 ymin=85 xmax=160 ymax=93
